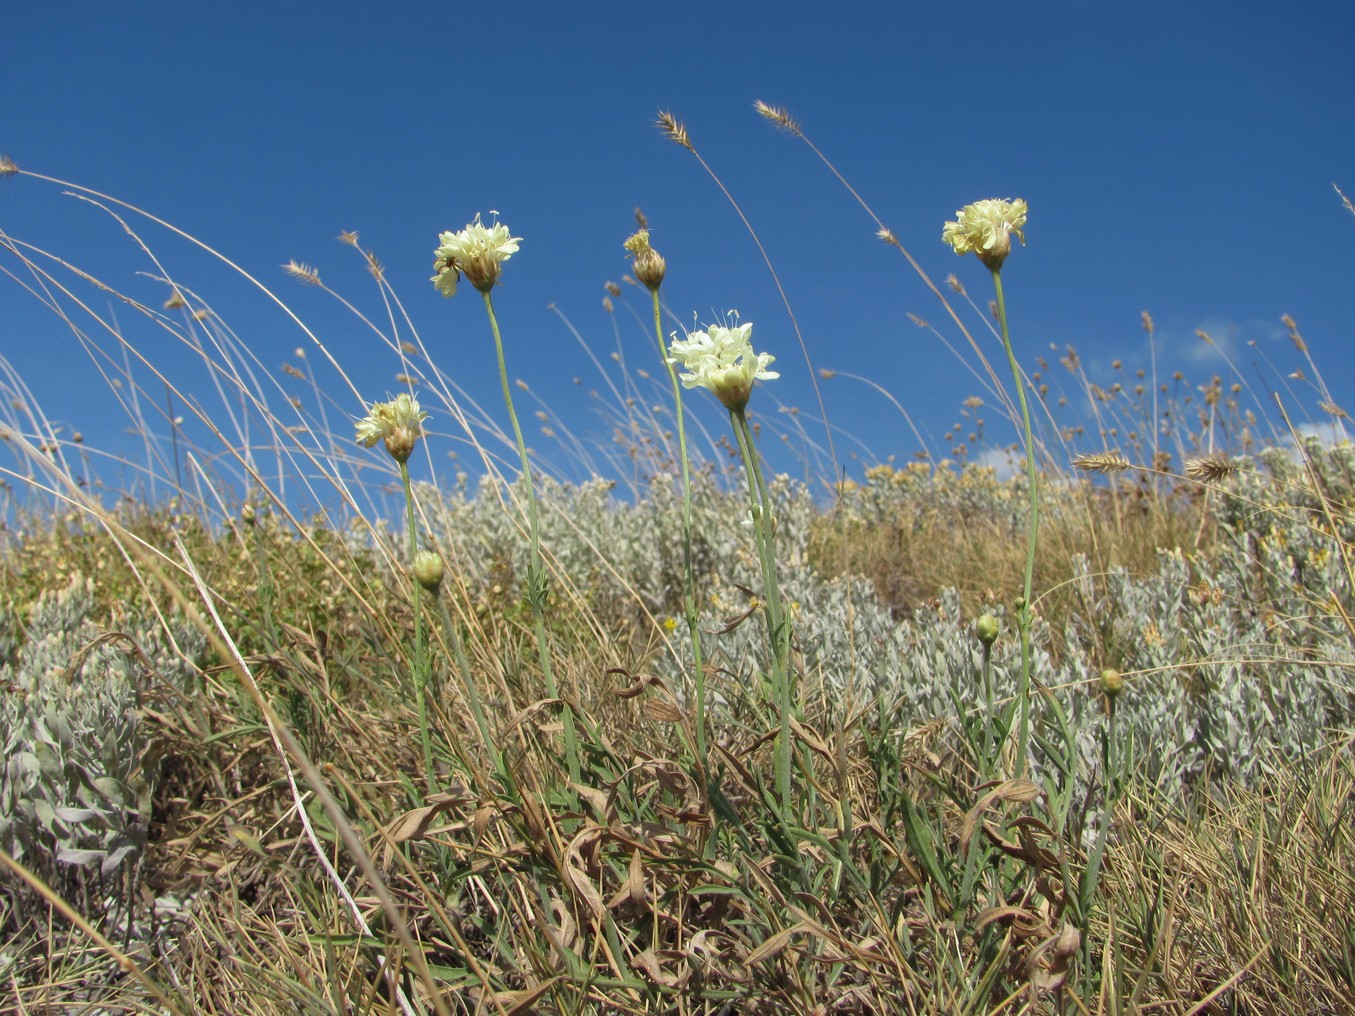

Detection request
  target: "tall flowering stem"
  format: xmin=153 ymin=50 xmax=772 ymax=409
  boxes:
xmin=667 ymin=320 xmax=794 ymax=810
xmin=991 ymin=266 xmax=1039 ymax=773
xmin=434 ymin=215 xmax=580 ymax=784
xmin=943 ymin=198 xmax=1037 ymax=774
xmin=355 ymin=393 xmax=436 ymax=791
xmin=626 ymin=230 xmax=708 ymax=764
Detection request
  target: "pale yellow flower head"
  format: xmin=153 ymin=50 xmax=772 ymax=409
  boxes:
xmin=355 ymin=392 xmax=429 ymax=463
xmin=942 ymin=198 xmax=1028 ymax=269
xmin=667 ymin=319 xmax=778 ymax=413
xmin=432 ymin=213 xmax=521 ymax=295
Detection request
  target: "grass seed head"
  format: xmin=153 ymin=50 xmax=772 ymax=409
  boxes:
xmin=1072 ymin=452 xmax=1132 ymax=475
xmin=753 ymin=99 xmax=801 ymax=135
xmin=656 ymin=110 xmax=693 ymax=152
xmin=1185 ymin=454 xmax=1237 ymax=483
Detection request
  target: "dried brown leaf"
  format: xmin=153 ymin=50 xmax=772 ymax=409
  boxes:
xmin=386 ymin=790 xmax=469 ymax=844
xmin=1027 ymin=921 xmax=1081 ymax=994
xmin=562 ymin=826 xmax=607 ymax=920
xmin=643 ymin=699 xmax=685 ymax=724
xmin=960 ymin=779 xmax=1042 ymax=853
xmin=744 ymin=922 xmax=811 ymax=966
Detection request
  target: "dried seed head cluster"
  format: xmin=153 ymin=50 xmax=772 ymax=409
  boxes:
xmin=656 ymin=110 xmax=693 ymax=152
xmin=1072 ymin=452 xmax=1132 ymax=475
xmin=283 ymin=260 xmax=322 ymax=286
xmin=753 ymin=99 xmax=801 ymax=135
xmin=1185 ymin=454 xmax=1238 ymax=483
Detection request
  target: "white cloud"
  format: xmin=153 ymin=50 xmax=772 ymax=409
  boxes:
xmin=1164 ymin=316 xmax=1287 ymax=367
xmin=965 ymin=443 xmax=1024 ymax=481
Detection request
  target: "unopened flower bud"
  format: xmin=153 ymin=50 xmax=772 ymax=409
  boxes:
xmin=241 ymin=504 xmax=257 ymax=527
xmin=1100 ymin=668 xmax=1123 ymax=700
xmin=413 ymin=550 xmax=445 ymax=595
xmin=976 ymin=613 xmax=1000 ymax=647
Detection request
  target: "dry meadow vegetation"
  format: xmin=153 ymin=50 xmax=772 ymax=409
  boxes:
xmin=1 ymin=126 xmax=1353 ymax=1016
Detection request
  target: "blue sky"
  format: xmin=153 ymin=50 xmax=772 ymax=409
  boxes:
xmin=2 ymin=3 xmax=1351 ymax=504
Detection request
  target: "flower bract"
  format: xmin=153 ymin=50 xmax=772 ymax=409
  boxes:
xmin=667 ymin=320 xmax=778 ymax=413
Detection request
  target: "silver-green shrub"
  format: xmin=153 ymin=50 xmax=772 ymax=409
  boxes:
xmin=0 ymin=575 xmax=204 ymax=880
xmin=408 ymin=444 xmax=1353 ymax=807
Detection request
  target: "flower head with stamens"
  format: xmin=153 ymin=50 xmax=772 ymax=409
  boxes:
xmin=623 ymin=229 xmax=666 ymax=291
xmin=355 ymin=392 xmax=429 ymax=463
xmin=432 ymin=213 xmax=521 ymax=296
xmin=667 ymin=319 xmax=778 ymax=413
xmin=942 ymin=198 xmax=1028 ymax=269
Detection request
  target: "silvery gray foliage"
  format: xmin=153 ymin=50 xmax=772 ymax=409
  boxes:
xmin=404 ymin=447 xmax=1351 ymax=804
xmin=0 ymin=575 xmax=204 ymax=877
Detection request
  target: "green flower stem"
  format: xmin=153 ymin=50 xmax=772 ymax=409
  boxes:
xmin=731 ymin=408 xmax=794 ymax=810
xmin=649 ymin=290 xmax=707 ymax=763
xmin=980 ymin=639 xmax=995 ymax=778
xmin=481 ymin=289 xmax=581 ymax=784
xmin=400 ymin=461 xmax=435 ymax=793
xmin=1080 ymin=696 xmax=1120 ymax=991
xmin=990 ymin=266 xmax=1039 ymax=776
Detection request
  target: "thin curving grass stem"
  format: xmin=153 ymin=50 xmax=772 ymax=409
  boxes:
xmin=480 ymin=288 xmax=581 ymax=784
xmin=990 ymin=266 xmax=1039 ymax=776
xmin=431 ymin=590 xmax=517 ymax=797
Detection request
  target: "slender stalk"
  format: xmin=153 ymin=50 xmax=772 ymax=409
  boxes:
xmin=649 ymin=290 xmax=707 ymax=761
xmin=980 ymin=636 xmax=995 ymax=777
xmin=731 ymin=408 xmax=793 ymax=809
xmin=990 ymin=266 xmax=1039 ymax=775
xmin=481 ymin=289 xmax=581 ymax=783
xmin=401 ymin=462 xmax=435 ymax=792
